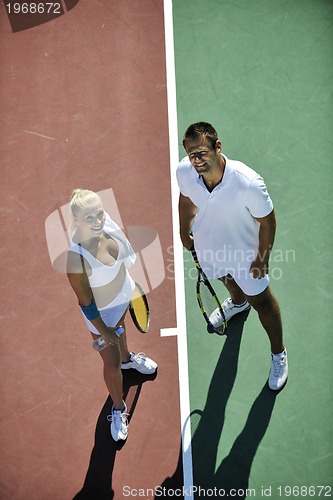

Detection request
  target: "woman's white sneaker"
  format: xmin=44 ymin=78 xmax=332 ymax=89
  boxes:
xmin=121 ymin=352 xmax=157 ymax=374
xmin=269 ymin=350 xmax=288 ymax=390
xmin=107 ymin=401 xmax=129 ymax=441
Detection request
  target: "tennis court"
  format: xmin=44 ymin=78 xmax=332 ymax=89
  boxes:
xmin=1 ymin=0 xmax=332 ymax=499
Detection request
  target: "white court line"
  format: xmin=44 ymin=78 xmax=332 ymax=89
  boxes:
xmin=24 ymin=130 xmax=55 ymax=140
xmin=161 ymin=1 xmax=194 ymax=498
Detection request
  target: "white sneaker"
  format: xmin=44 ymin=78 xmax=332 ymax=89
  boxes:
xmin=209 ymin=298 xmax=251 ymax=328
xmin=107 ymin=401 xmax=129 ymax=441
xmin=121 ymin=352 xmax=157 ymax=375
xmin=269 ymin=350 xmax=288 ymax=390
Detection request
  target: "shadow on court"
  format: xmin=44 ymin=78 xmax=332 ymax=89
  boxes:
xmin=157 ymin=311 xmax=278 ymax=499
xmin=73 ymin=369 xmax=157 ymax=500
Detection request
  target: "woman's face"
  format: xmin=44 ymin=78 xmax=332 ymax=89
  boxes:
xmin=75 ymin=201 xmax=106 ymax=239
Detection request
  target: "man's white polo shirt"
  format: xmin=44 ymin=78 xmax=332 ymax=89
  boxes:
xmin=176 ymin=154 xmax=273 ymax=279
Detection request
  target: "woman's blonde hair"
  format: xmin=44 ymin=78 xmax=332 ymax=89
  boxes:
xmin=69 ymin=189 xmax=102 ymax=235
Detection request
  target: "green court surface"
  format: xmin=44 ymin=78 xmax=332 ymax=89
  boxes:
xmin=173 ymin=0 xmax=333 ymax=497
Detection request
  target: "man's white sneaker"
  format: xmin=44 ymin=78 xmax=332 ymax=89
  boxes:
xmin=107 ymin=401 xmax=129 ymax=441
xmin=269 ymin=350 xmax=288 ymax=390
xmin=209 ymin=298 xmax=251 ymax=328
xmin=121 ymin=352 xmax=157 ymax=375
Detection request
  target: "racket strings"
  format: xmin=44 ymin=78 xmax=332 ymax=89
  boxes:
xmin=199 ymin=279 xmax=221 ymax=316
xmin=199 ymin=278 xmax=226 ymax=333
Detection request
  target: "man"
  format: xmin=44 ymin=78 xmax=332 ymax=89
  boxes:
xmin=177 ymin=122 xmax=288 ymax=390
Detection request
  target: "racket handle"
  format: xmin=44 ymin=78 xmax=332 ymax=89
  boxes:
xmin=92 ymin=326 xmax=124 ymax=351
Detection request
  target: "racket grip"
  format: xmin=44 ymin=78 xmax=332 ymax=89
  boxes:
xmin=92 ymin=326 xmax=124 ymax=351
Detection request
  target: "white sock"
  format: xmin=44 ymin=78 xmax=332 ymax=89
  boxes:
xmin=272 ymin=350 xmax=286 ymax=359
xmin=232 ymin=300 xmax=247 ymax=307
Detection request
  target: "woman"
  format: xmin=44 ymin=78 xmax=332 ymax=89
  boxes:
xmin=66 ymin=189 xmax=157 ymax=441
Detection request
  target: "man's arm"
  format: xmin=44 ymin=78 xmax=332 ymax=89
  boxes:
xmin=250 ymin=209 xmax=276 ymax=278
xmin=178 ymin=193 xmax=197 ymax=250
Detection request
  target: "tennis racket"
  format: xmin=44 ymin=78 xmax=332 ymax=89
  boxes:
xmin=129 ymin=282 xmax=150 ymax=333
xmin=191 ymin=246 xmax=227 ymax=335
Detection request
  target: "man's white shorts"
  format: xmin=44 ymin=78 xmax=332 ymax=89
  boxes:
xmin=222 ymin=270 xmax=270 ymax=296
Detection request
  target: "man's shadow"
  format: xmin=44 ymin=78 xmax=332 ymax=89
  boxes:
xmin=73 ymin=369 xmax=157 ymax=500
xmin=157 ymin=311 xmax=278 ymax=499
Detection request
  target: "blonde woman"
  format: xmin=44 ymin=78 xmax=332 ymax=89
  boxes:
xmin=66 ymin=189 xmax=157 ymax=441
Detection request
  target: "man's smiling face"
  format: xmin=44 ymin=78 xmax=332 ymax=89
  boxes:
xmin=184 ymin=135 xmax=222 ymax=176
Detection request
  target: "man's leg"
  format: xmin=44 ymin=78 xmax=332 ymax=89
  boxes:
xmin=244 ymin=286 xmax=284 ymax=355
xmin=220 ymin=277 xmax=288 ymax=390
xmin=209 ymin=274 xmax=251 ymax=325
xmin=245 ymin=285 xmax=288 ymax=390
xmin=220 ymin=275 xmax=284 ymax=353
xmin=219 ymin=274 xmax=246 ymax=305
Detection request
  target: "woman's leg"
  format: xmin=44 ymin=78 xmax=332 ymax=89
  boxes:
xmin=115 ymin=310 xmax=132 ymax=364
xmin=93 ymin=339 xmax=124 ymax=410
xmin=90 ymin=310 xmax=132 ymax=410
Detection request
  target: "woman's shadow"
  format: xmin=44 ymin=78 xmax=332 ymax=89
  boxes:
xmin=157 ymin=311 xmax=278 ymax=499
xmin=73 ymin=369 xmax=157 ymax=500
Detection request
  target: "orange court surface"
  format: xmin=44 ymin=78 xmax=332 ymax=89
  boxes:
xmin=0 ymin=1 xmax=184 ymax=498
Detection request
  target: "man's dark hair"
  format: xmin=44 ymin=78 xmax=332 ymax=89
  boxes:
xmin=182 ymin=122 xmax=219 ymax=149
